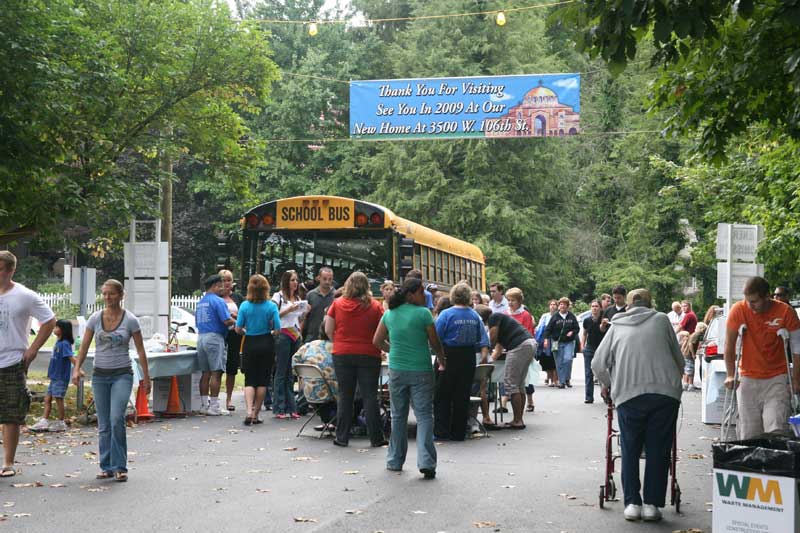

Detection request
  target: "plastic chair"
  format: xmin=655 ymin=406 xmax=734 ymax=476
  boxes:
xmin=293 ymin=364 xmax=336 ymax=438
xmin=469 ymin=364 xmax=496 ymax=437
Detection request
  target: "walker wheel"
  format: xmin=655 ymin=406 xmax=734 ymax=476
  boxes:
xmin=599 ymin=485 xmax=605 ymax=508
xmin=609 ymin=478 xmax=617 ymax=500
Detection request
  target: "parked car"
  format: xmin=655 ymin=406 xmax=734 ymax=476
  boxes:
xmin=171 ymin=306 xmax=197 ymax=344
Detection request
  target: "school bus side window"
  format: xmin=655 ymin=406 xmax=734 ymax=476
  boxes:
xmin=413 ymin=244 xmax=421 ymax=271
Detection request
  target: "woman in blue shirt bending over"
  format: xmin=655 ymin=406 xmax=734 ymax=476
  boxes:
xmin=434 ymin=283 xmax=490 ymax=441
xmin=235 ymin=274 xmax=281 ymax=426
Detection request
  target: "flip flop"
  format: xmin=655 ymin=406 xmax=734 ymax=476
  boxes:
xmin=114 ymin=472 xmax=128 ymax=482
xmin=503 ymin=423 xmax=526 ymax=430
xmin=526 ymin=405 xmax=535 ymax=412
xmin=226 ymin=404 xmax=236 ymax=411
xmin=0 ymin=467 xmax=16 ymax=478
xmin=243 ymin=417 xmax=252 ymax=426
xmin=96 ymin=471 xmax=113 ymax=479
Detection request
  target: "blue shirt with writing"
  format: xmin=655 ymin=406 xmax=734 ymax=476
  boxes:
xmin=195 ymin=292 xmax=231 ymax=335
xmin=435 ymin=306 xmax=490 ymax=351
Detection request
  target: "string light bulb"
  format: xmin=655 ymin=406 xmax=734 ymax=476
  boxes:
xmin=308 ymin=22 xmax=318 ymax=36
xmin=495 ymin=11 xmax=506 ymax=26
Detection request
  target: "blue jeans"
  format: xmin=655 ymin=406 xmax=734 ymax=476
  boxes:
xmin=616 ymin=394 xmax=680 ymax=507
xmin=387 ymin=369 xmax=437 ymax=472
xmin=92 ymin=373 xmax=133 ymax=473
xmin=555 ymin=340 xmax=575 ymax=385
xmin=583 ymin=346 xmax=595 ymax=401
xmin=273 ymin=334 xmax=300 ymax=415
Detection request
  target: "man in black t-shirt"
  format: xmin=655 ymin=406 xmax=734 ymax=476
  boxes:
xmin=600 ymin=285 xmax=627 ymax=334
xmin=581 ymin=300 xmax=604 ymax=404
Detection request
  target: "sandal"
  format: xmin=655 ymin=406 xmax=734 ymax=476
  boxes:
xmin=253 ymin=418 xmax=263 ymax=425
xmin=114 ymin=472 xmax=128 ymax=482
xmin=526 ymin=404 xmax=535 ymax=412
xmin=226 ymin=404 xmax=236 ymax=411
xmin=244 ymin=417 xmax=253 ymax=426
xmin=0 ymin=466 xmax=17 ymax=478
xmin=503 ymin=423 xmax=526 ymax=430
xmin=96 ymin=471 xmax=113 ymax=480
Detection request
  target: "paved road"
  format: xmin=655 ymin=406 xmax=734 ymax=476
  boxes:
xmin=6 ymin=355 xmax=716 ymax=532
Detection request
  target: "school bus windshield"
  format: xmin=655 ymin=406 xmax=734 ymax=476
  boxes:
xmin=250 ymin=230 xmax=392 ymax=292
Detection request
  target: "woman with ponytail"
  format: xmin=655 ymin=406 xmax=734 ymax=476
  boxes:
xmin=372 ymin=278 xmax=445 ymax=479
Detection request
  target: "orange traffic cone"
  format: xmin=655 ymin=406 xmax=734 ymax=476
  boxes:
xmin=134 ymin=382 xmax=154 ymax=421
xmin=162 ymin=376 xmax=186 ymax=418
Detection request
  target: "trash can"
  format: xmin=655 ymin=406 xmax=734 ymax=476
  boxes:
xmin=712 ymin=434 xmax=800 ymax=532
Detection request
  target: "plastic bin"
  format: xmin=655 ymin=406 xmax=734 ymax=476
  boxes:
xmin=712 ymin=434 xmax=800 ymax=532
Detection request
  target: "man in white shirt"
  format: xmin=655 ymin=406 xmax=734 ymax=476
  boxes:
xmin=0 ymin=251 xmax=55 ymax=477
xmin=489 ymin=282 xmax=509 ymax=314
xmin=666 ymin=301 xmax=683 ymax=333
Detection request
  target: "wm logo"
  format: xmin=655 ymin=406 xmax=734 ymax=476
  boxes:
xmin=716 ymin=472 xmax=783 ymax=504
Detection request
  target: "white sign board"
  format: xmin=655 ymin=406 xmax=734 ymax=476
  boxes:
xmin=717 ymin=262 xmax=765 ymax=300
xmin=70 ymin=267 xmax=96 ymax=305
xmin=713 ymin=468 xmax=799 ymax=532
xmin=123 ymin=242 xmax=169 ymax=278
xmin=716 ymin=223 xmax=764 ymax=262
xmin=124 ymin=279 xmax=170 ymax=315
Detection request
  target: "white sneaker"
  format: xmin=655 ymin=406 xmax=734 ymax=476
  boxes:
xmin=624 ymin=504 xmax=642 ymax=521
xmin=30 ymin=418 xmax=49 ymax=432
xmin=687 ymin=384 xmax=698 ymax=392
xmin=199 ymin=405 xmax=209 ymax=415
xmin=206 ymin=405 xmax=222 ymax=416
xmin=642 ymin=504 xmax=662 ymax=521
xmin=682 ymin=382 xmax=689 ymax=391
xmin=48 ymin=419 xmax=68 ymax=432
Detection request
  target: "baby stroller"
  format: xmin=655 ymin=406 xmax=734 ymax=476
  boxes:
xmin=598 ymin=390 xmax=681 ymax=513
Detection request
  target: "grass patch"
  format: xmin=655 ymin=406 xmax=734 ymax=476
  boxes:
xmin=25 ymin=371 xmax=91 ymax=426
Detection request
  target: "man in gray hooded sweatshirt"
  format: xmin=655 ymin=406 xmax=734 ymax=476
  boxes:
xmin=592 ymin=288 xmax=684 ymax=523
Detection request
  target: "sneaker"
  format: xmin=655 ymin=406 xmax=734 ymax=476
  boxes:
xmin=30 ymin=418 xmax=49 ymax=432
xmin=624 ymin=504 xmax=642 ymax=521
xmin=48 ymin=419 xmax=68 ymax=432
xmin=290 ymin=412 xmax=301 ymax=420
xmin=199 ymin=405 xmax=209 ymax=415
xmin=687 ymin=384 xmax=698 ymax=392
xmin=206 ymin=405 xmax=223 ymax=416
xmin=642 ymin=504 xmax=662 ymax=522
xmin=682 ymin=383 xmax=689 ymax=391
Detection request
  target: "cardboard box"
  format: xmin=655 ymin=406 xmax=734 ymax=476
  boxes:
xmin=152 ymin=373 xmax=201 ymax=413
xmin=702 ymin=358 xmax=733 ymax=425
xmin=713 ymin=468 xmax=799 ymax=532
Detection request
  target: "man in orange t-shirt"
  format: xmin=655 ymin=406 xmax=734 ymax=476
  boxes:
xmin=724 ymin=277 xmax=800 ymax=439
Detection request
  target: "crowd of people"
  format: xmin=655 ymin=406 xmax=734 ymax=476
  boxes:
xmin=2 ymin=248 xmax=799 ymax=523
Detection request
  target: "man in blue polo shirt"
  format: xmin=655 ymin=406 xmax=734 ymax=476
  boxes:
xmin=196 ymin=274 xmax=235 ymax=415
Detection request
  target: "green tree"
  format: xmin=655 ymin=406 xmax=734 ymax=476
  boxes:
xmin=0 ymin=0 xmax=279 ymax=247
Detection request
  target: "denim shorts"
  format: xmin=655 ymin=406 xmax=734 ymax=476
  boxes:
xmin=47 ymin=379 xmax=69 ymax=399
xmin=683 ymin=356 xmax=695 ymax=375
xmin=197 ymin=333 xmax=226 ymax=372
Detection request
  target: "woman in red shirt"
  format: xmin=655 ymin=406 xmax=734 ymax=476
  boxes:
xmin=506 ymin=288 xmax=537 ymax=412
xmin=325 ymin=272 xmax=386 ymax=447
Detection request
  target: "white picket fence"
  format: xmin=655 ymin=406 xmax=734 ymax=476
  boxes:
xmin=39 ymin=293 xmax=201 ymax=313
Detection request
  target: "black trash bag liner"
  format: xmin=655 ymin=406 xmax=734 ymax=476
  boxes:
xmin=713 ymin=433 xmax=800 ymax=478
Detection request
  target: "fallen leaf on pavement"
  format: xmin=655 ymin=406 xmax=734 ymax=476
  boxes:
xmin=473 ymin=521 xmax=496 ymax=528
xmin=672 ymin=529 xmax=704 ymax=533
xmin=2 ymin=503 xmax=13 ymax=508
xmin=11 ymin=482 xmax=43 ymax=488
xmin=501 ymin=485 xmax=515 ymax=489
xmin=293 ymin=517 xmax=318 ymax=523
xmin=309 ymin=476 xmax=323 ymax=480
xmin=255 ymin=488 xmax=271 ymax=493
xmin=49 ymin=484 xmax=66 ymax=488
xmin=344 ymin=509 xmax=363 ymax=515
xmin=86 ymin=487 xmax=107 ymax=492
xmin=283 ymin=447 xmax=298 ymax=451
xmin=343 ymin=470 xmax=359 ymax=475
xmin=292 ymin=456 xmax=314 ymax=462
xmin=12 ymin=513 xmax=31 ymax=518
xmin=687 ymin=454 xmax=705 ymax=460
xmin=412 ymin=510 xmax=427 ymax=515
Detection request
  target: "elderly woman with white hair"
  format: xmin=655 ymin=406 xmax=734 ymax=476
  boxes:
xmin=591 ymin=289 xmax=684 ymax=523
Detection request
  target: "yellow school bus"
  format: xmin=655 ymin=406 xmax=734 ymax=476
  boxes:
xmin=239 ymin=195 xmax=486 ymax=294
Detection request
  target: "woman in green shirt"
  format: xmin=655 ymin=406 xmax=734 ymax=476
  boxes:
xmin=373 ymin=278 xmax=445 ymax=479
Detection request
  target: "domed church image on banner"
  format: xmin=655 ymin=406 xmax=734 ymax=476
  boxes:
xmin=484 ymin=80 xmax=580 ymax=138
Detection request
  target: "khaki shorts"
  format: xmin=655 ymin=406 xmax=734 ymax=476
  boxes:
xmin=0 ymin=362 xmax=31 ymax=425
xmin=737 ymin=374 xmax=791 ymax=440
xmin=504 ymin=339 xmax=536 ymax=396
